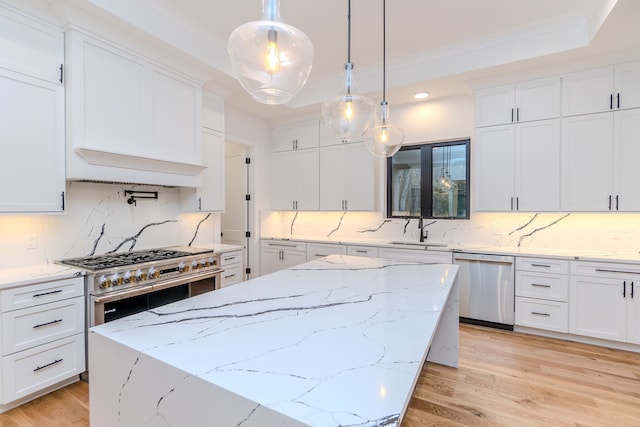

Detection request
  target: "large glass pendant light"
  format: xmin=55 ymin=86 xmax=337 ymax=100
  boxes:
xmin=365 ymin=0 xmax=404 ymax=157
xmin=227 ymin=0 xmax=314 ymax=105
xmin=321 ymin=0 xmax=376 ymax=142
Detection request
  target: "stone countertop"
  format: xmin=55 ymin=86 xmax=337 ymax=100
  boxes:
xmin=201 ymin=243 xmax=244 ymax=254
xmin=261 ymin=237 xmax=640 ymax=264
xmin=0 ymin=263 xmax=84 ymax=289
xmin=88 ymin=255 xmax=459 ymax=426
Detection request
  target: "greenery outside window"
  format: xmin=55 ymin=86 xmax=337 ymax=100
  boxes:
xmin=387 ymin=139 xmax=470 ymax=219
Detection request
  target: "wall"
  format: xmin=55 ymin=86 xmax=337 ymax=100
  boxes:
xmin=0 ymin=182 xmax=218 ymax=270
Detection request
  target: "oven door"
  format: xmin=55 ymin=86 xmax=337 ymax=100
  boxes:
xmin=90 ymin=270 xmax=220 ymax=327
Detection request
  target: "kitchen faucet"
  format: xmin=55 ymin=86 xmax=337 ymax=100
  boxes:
xmin=418 ymin=216 xmax=428 ymax=242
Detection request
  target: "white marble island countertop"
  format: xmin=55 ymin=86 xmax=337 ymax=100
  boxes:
xmin=89 ymin=255 xmax=459 ymax=427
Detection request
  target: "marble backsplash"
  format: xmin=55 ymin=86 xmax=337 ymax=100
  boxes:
xmin=0 ymin=182 xmax=219 ymax=269
xmin=260 ymin=210 xmax=640 ymax=254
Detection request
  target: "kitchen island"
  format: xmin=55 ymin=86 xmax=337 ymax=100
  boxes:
xmin=89 ymin=255 xmax=459 ymax=426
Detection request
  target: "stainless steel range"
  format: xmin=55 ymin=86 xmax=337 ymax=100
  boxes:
xmin=59 ymin=246 xmax=222 ymax=327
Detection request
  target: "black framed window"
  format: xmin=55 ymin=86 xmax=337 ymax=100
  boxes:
xmin=386 ymin=139 xmax=470 ymax=219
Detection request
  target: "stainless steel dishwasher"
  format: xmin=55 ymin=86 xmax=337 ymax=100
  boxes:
xmin=453 ymin=252 xmax=515 ymax=330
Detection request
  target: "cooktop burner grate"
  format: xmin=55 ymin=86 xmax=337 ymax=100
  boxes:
xmin=60 ymin=248 xmax=193 ymax=271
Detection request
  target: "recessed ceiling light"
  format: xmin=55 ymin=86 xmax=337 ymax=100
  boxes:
xmin=414 ymin=92 xmax=429 ymax=100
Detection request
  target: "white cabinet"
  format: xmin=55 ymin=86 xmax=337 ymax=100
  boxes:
xmin=561 ymin=109 xmax=640 ymax=211
xmin=0 ymin=275 xmax=85 ymax=408
xmin=181 ymin=129 xmax=225 ymax=212
xmin=66 ymin=30 xmax=204 ymax=187
xmin=271 ymin=149 xmax=319 ymax=211
xmin=347 ymin=245 xmax=379 ymax=258
xmin=0 ymin=68 xmax=65 ymax=213
xmin=562 ymin=62 xmax=640 ymax=116
xmin=474 ymin=78 xmax=561 ymax=127
xmin=0 ymin=7 xmax=65 ymax=213
xmin=306 ymin=243 xmax=346 ymax=260
xmin=220 ymin=250 xmax=243 ymax=287
xmin=474 ymin=119 xmax=560 ymax=211
xmin=260 ymin=241 xmax=307 ymax=276
xmin=273 ymin=120 xmax=319 ymax=152
xmin=202 ymin=91 xmax=224 ymax=133
xmin=320 ymin=142 xmax=375 ymax=211
xmin=0 ymin=5 xmax=64 ymax=85
xmin=378 ymin=248 xmax=452 ymax=264
xmin=570 ymin=261 xmax=640 ymax=344
xmin=515 ymin=257 xmax=569 ymax=333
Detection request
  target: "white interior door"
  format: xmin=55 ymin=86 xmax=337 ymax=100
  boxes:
xmin=222 ymin=142 xmax=248 ymax=247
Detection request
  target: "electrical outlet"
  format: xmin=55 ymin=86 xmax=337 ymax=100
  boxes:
xmin=26 ymin=234 xmax=37 ymax=249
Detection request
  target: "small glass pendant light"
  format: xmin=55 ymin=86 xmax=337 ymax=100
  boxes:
xmin=365 ymin=0 xmax=404 ymax=157
xmin=227 ymin=0 xmax=314 ymax=105
xmin=322 ymin=0 xmax=376 ymax=142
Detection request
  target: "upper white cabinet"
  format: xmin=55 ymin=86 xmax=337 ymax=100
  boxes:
xmin=475 ymin=119 xmax=560 ymax=212
xmin=66 ymin=30 xmax=204 ymax=187
xmin=0 ymin=5 xmax=64 ymax=84
xmin=0 ymin=7 xmax=65 ymax=213
xmin=202 ymin=91 xmax=224 ymax=133
xmin=474 ymin=77 xmax=561 ymax=127
xmin=273 ymin=120 xmax=319 ymax=152
xmin=320 ymin=142 xmax=375 ymax=211
xmin=561 ymin=108 xmax=640 ymax=211
xmin=271 ymin=149 xmax=319 ymax=211
xmin=562 ymin=62 xmax=640 ymax=116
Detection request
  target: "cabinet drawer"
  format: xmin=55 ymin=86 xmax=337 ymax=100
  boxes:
xmin=2 ymin=334 xmax=84 ymax=404
xmin=379 ymin=248 xmax=451 ymax=264
xmin=306 ymin=243 xmax=346 ymax=260
xmin=347 ymin=245 xmax=379 ymax=258
xmin=220 ymin=251 xmax=242 ymax=267
xmin=571 ymin=261 xmax=640 ymax=279
xmin=1 ymin=276 xmax=84 ymax=312
xmin=2 ymin=297 xmax=84 ymax=356
xmin=516 ymin=257 xmax=569 ymax=274
xmin=515 ymin=297 xmax=568 ymax=332
xmin=261 ymin=240 xmax=306 ymax=252
xmin=515 ymin=271 xmax=569 ymax=301
xmin=220 ymin=265 xmax=242 ymax=287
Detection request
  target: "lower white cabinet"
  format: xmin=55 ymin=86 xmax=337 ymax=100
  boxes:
xmin=515 ymin=257 xmax=569 ymax=333
xmin=347 ymin=245 xmax=379 ymax=258
xmin=306 ymin=243 xmax=346 ymax=260
xmin=378 ymin=247 xmax=452 ymax=264
xmin=260 ymin=241 xmax=307 ymax=276
xmin=0 ymin=275 xmax=85 ymax=408
xmin=219 ymin=250 xmax=243 ymax=287
xmin=570 ymin=261 xmax=640 ymax=344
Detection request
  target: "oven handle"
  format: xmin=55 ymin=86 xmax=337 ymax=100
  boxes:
xmin=94 ymin=269 xmax=224 ymax=304
xmin=152 ymin=269 xmax=222 ymax=291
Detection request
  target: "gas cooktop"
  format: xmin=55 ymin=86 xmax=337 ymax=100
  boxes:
xmin=59 ymin=246 xmax=212 ymax=271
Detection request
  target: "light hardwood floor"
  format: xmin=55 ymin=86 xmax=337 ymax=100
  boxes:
xmin=1 ymin=324 xmax=639 ymax=426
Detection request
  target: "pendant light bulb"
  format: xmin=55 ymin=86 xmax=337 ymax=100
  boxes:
xmin=365 ymin=101 xmax=404 ymax=157
xmin=321 ymin=0 xmax=376 ymax=142
xmin=228 ymin=0 xmax=314 ymax=105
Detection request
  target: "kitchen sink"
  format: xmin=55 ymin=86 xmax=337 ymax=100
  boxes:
xmin=388 ymin=241 xmax=447 ymax=248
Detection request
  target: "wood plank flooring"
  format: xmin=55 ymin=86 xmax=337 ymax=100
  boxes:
xmin=1 ymin=324 xmax=639 ymax=426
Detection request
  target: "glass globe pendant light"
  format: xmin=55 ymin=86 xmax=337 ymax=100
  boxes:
xmin=321 ymin=0 xmax=376 ymax=142
xmin=227 ymin=0 xmax=314 ymax=105
xmin=365 ymin=0 xmax=404 ymax=157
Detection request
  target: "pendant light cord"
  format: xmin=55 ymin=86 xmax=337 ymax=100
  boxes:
xmin=382 ymin=0 xmax=386 ymax=103
xmin=347 ymin=0 xmax=351 ymax=63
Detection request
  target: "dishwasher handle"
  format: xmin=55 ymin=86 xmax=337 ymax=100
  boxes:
xmin=453 ymin=253 xmax=514 ymax=265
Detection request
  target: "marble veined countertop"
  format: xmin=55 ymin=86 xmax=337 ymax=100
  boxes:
xmin=89 ymin=254 xmax=459 ymax=427
xmin=0 ymin=263 xmax=83 ymax=289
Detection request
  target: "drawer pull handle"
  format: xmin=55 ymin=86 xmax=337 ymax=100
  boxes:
xmin=595 ymin=268 xmax=639 ymax=275
xmin=223 ymin=257 xmax=235 ymax=261
xmin=355 ymin=250 xmax=367 ymax=253
xmin=268 ymin=243 xmax=298 ymax=248
xmin=33 ymin=319 xmax=63 ymax=329
xmin=32 ymin=289 xmax=63 ymax=298
xmin=531 ymin=312 xmax=551 ymax=317
xmin=531 ymin=283 xmax=551 ymax=288
xmin=224 ymin=274 xmax=236 ymax=279
xmin=34 ymin=358 xmax=63 ymax=372
xmin=530 ymin=264 xmax=551 ymax=268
